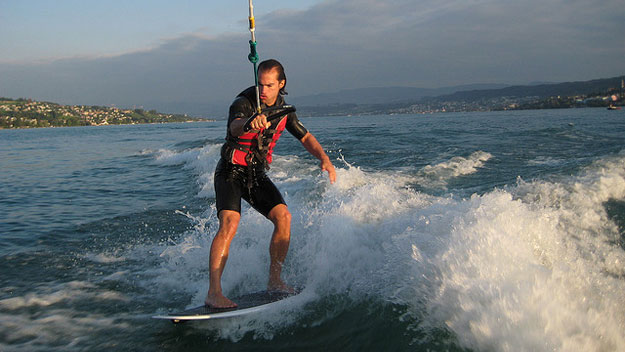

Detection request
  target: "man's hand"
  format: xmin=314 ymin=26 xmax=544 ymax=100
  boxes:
xmin=249 ymin=114 xmax=271 ymax=131
xmin=321 ymin=158 xmax=336 ymax=184
xmin=300 ymin=133 xmax=337 ymax=184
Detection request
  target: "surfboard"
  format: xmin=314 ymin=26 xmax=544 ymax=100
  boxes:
xmin=152 ymin=289 xmax=300 ymax=323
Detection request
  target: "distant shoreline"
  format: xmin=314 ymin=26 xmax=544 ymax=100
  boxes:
xmin=0 ymin=119 xmax=217 ymax=130
xmin=0 ymin=98 xmax=215 ymax=129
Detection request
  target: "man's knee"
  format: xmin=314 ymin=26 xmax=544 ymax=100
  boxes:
xmin=268 ymin=205 xmax=291 ymax=226
xmin=218 ymin=210 xmax=241 ymax=234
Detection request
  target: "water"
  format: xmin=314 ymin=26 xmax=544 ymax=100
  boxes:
xmin=1 ymin=108 xmax=624 ymax=351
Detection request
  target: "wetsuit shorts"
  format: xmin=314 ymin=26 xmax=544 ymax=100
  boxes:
xmin=214 ymin=159 xmax=286 ymax=218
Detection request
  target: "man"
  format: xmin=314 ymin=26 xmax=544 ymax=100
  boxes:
xmin=206 ymin=59 xmax=336 ymax=308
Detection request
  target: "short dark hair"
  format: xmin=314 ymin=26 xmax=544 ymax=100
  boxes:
xmin=258 ymin=59 xmax=287 ymax=95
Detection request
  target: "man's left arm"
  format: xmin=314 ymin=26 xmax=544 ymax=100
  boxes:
xmin=300 ymin=132 xmax=336 ymax=184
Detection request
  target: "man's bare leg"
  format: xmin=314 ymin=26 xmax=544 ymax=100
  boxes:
xmin=205 ymin=210 xmax=240 ymax=308
xmin=267 ymin=204 xmax=295 ymax=293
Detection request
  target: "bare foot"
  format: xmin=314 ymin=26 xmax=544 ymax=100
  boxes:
xmin=267 ymin=279 xmax=296 ymax=294
xmin=205 ymin=292 xmax=237 ymax=308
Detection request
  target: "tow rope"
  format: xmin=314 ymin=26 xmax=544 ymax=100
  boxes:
xmin=243 ymin=1 xmax=297 ymax=132
xmin=247 ymin=0 xmax=262 ymax=115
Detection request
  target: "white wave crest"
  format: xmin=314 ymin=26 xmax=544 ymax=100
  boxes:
xmin=0 ymin=281 xmax=128 ymax=310
xmin=153 ymin=143 xmax=222 ymax=198
xmin=405 ymin=153 xmax=625 ymax=352
xmin=0 ymin=280 xmax=132 ymax=351
xmin=417 ymin=151 xmax=492 ymax=188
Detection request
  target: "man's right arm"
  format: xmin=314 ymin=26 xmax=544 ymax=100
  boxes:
xmin=227 ymin=97 xmax=253 ymax=136
xmin=228 ymin=97 xmax=270 ymax=136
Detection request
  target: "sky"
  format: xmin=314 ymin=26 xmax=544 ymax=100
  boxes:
xmin=1 ymin=0 xmax=624 ymax=116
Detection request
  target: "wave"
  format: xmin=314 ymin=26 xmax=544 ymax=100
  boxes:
xmin=0 ymin=280 xmax=131 ymax=351
xmin=152 ymin=143 xmax=222 ymax=198
xmin=404 ymin=152 xmax=625 ymax=351
xmin=416 ymin=151 xmax=493 ymax=189
xmin=142 ymin=146 xmax=625 ymax=349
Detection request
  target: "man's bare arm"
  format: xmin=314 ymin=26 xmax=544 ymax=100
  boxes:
xmin=300 ymin=132 xmax=336 ymax=184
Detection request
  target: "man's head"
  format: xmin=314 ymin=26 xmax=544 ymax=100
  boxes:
xmin=258 ymin=59 xmax=287 ymax=106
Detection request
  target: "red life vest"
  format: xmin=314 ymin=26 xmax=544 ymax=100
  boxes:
xmin=226 ymin=114 xmax=288 ymax=169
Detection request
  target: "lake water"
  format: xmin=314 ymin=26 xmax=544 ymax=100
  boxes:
xmin=1 ymin=108 xmax=625 ymax=351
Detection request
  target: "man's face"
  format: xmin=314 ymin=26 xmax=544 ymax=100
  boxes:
xmin=258 ymin=68 xmax=285 ymax=106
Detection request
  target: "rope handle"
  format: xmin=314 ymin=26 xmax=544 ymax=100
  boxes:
xmin=242 ymin=105 xmax=296 ymax=132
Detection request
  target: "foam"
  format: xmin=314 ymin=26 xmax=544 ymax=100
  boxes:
xmin=153 ymin=143 xmax=222 ymax=198
xmin=0 ymin=281 xmax=128 ymax=310
xmin=145 ymin=147 xmax=624 ymax=349
xmin=417 ymin=151 xmax=492 ymax=189
xmin=0 ymin=311 xmax=132 ymax=351
xmin=405 ymin=153 xmax=625 ymax=351
xmin=84 ymin=252 xmax=126 ymax=263
xmin=0 ymin=280 xmax=132 ymax=350
xmin=139 ymin=149 xmax=483 ymax=339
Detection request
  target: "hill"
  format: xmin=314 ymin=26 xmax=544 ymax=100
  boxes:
xmin=0 ymin=98 xmax=211 ymax=129
xmin=293 ymin=75 xmax=624 ymax=116
xmin=289 ymin=84 xmax=509 ymax=106
xmin=434 ymin=76 xmax=624 ymax=102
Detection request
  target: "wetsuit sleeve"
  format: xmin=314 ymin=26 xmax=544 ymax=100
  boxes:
xmin=285 ymin=112 xmax=309 ymax=140
xmin=227 ymin=96 xmax=254 ymax=129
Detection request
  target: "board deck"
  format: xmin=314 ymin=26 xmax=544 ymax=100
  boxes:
xmin=153 ymin=290 xmax=299 ymax=323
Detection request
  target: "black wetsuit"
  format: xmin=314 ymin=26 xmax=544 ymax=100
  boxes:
xmin=214 ymin=87 xmax=308 ymax=217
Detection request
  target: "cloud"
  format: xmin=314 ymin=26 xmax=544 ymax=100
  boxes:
xmin=0 ymin=34 xmax=249 ymax=116
xmin=0 ymin=0 xmax=623 ymax=116
xmin=265 ymin=0 xmax=624 ymax=87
